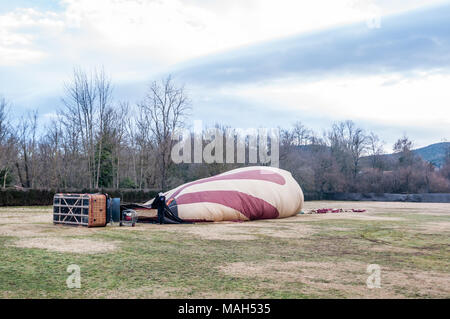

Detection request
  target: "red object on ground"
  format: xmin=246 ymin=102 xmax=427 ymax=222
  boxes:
xmin=312 ymin=208 xmax=366 ymax=214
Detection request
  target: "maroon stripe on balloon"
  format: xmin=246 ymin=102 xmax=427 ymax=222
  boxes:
xmin=169 ymin=169 xmax=285 ymax=200
xmin=176 ymin=190 xmax=279 ymax=220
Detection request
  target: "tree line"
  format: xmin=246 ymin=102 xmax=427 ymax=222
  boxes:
xmin=280 ymin=121 xmax=450 ymax=195
xmin=1 ymin=68 xmax=449 ymax=195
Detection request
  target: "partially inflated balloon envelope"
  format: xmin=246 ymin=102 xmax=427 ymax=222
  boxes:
xmin=144 ymin=166 xmax=304 ymax=222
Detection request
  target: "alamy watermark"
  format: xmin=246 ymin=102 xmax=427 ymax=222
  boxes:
xmin=366 ymin=264 xmax=381 ymax=289
xmin=366 ymin=3 xmax=381 ymax=29
xmin=66 ymin=264 xmax=81 ymax=289
xmin=171 ymin=120 xmax=280 ymax=167
xmin=350 ymin=0 xmax=382 ymax=29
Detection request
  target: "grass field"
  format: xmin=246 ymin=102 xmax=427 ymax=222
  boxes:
xmin=0 ymin=201 xmax=449 ymax=299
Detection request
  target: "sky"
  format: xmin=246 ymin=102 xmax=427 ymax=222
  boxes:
xmin=1 ymin=0 xmax=450 ymax=150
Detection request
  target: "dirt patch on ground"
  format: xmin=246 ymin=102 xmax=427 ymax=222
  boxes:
xmin=0 ymin=207 xmax=51 ymax=214
xmin=297 ymin=213 xmax=403 ymax=222
xmin=11 ymin=237 xmax=118 ymax=254
xmin=0 ymin=224 xmax=53 ymax=237
xmin=1 ymin=291 xmax=15 ymax=298
xmin=88 ymin=286 xmax=189 ymax=299
xmin=89 ymin=286 xmax=247 ymax=299
xmin=192 ymin=291 xmax=251 ymax=299
xmin=121 ymin=219 xmax=316 ymax=241
xmin=0 ymin=207 xmax=52 ymax=224
xmin=415 ymin=212 xmax=450 ymax=217
xmin=303 ymin=201 xmax=450 ymax=213
xmin=164 ymin=222 xmax=316 ymax=241
xmin=414 ymin=221 xmax=450 ymax=233
xmin=185 ymin=225 xmax=258 ymax=240
xmin=367 ymin=245 xmax=420 ymax=254
xmin=219 ymin=260 xmax=450 ymax=298
xmin=0 ymin=222 xmax=103 ymax=238
xmin=328 ymin=227 xmax=352 ymax=232
xmin=2 ymin=213 xmax=51 ymax=224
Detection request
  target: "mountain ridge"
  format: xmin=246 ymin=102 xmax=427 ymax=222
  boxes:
xmin=411 ymin=142 xmax=450 ymax=167
xmin=292 ymin=142 xmax=450 ymax=168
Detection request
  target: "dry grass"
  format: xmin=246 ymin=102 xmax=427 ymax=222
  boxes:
xmin=414 ymin=221 xmax=450 ymax=233
xmin=303 ymin=200 xmax=450 ymax=212
xmin=367 ymin=245 xmax=420 ymax=253
xmin=0 ymin=201 xmax=449 ymax=298
xmin=120 ymin=218 xmax=316 ymax=240
xmin=87 ymin=285 xmax=247 ymax=299
xmin=11 ymin=237 xmax=118 ymax=254
xmin=166 ymin=222 xmax=316 ymax=240
xmin=2 ymin=213 xmax=50 ymax=224
xmin=298 ymin=212 xmax=403 ymax=221
xmin=0 ymin=206 xmax=119 ymax=254
xmin=219 ymin=260 xmax=450 ymax=298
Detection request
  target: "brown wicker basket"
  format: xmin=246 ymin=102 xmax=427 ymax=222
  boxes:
xmin=53 ymin=194 xmax=107 ymax=227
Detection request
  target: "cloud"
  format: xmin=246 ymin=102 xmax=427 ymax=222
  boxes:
xmin=1 ymin=0 xmax=449 ymax=148
xmin=167 ymin=3 xmax=450 ymax=148
xmin=0 ymin=8 xmax=67 ymax=65
xmin=187 ymin=71 xmax=450 ymax=149
xmin=1 ymin=0 xmax=445 ymax=69
xmin=174 ymin=3 xmax=450 ymax=85
xmin=218 ymin=73 xmax=450 ymax=125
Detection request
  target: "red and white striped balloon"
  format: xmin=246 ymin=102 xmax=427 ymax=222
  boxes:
xmin=144 ymin=166 xmax=304 ymax=222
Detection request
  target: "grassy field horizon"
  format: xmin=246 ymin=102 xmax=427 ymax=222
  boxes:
xmin=0 ymin=201 xmax=449 ymax=299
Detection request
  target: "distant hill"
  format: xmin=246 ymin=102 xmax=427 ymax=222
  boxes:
xmin=412 ymin=142 xmax=450 ymax=167
xmin=293 ymin=142 xmax=450 ymax=168
xmin=361 ymin=142 xmax=450 ymax=168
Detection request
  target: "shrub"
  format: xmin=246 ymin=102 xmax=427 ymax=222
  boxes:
xmin=0 ymin=188 xmax=159 ymax=207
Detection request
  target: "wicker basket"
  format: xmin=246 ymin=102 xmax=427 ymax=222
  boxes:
xmin=53 ymin=194 xmax=107 ymax=227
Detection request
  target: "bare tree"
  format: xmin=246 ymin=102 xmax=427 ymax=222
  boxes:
xmin=138 ymin=75 xmax=190 ymax=190
xmin=393 ymin=134 xmax=413 ymax=153
xmin=393 ymin=134 xmax=415 ymax=166
xmin=111 ymin=102 xmax=129 ymax=189
xmin=61 ymin=67 xmax=96 ymax=187
xmin=327 ymin=120 xmax=368 ymax=188
xmin=0 ymin=97 xmax=8 ymax=143
xmin=125 ymin=115 xmax=140 ymax=188
xmin=367 ymin=132 xmax=385 ymax=169
xmin=60 ymin=67 xmax=113 ymax=188
xmin=279 ymin=127 xmax=295 ymax=162
xmin=94 ymin=68 xmax=113 ymax=188
xmin=3 ymin=69 xmax=450 ymax=197
xmin=37 ymin=118 xmax=65 ymax=188
xmin=135 ymin=101 xmax=156 ymax=189
xmin=15 ymin=111 xmax=38 ymax=188
xmin=0 ymin=97 xmax=16 ymax=188
xmin=347 ymin=121 xmax=368 ymax=179
xmin=292 ymin=121 xmax=311 ymax=146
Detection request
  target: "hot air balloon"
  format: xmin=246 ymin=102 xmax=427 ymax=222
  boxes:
xmin=129 ymin=166 xmax=304 ymax=223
